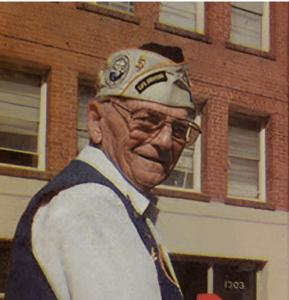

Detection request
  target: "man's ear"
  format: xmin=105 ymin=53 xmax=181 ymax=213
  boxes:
xmin=87 ymin=99 xmax=103 ymax=145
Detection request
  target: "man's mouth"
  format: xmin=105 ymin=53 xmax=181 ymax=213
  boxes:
xmin=137 ymin=154 xmax=173 ymax=167
xmin=138 ymin=154 xmax=163 ymax=163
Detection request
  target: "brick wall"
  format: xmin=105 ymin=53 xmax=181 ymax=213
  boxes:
xmin=0 ymin=2 xmax=288 ymax=209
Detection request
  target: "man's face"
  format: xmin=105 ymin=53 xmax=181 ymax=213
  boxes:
xmin=97 ymin=98 xmax=188 ymax=193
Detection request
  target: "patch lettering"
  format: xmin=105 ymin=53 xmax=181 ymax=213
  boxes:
xmin=135 ymin=71 xmax=167 ymax=94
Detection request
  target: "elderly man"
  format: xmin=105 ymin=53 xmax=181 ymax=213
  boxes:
xmin=7 ymin=44 xmax=201 ymax=300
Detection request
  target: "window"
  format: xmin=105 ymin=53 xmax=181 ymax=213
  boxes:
xmin=230 ymin=2 xmax=270 ymax=51
xmin=159 ymin=2 xmax=205 ymax=34
xmin=227 ymin=116 xmax=266 ymax=200
xmin=172 ymin=257 xmax=262 ymax=300
xmin=77 ymin=81 xmax=96 ymax=154
xmin=0 ymin=71 xmax=47 ymax=169
xmin=91 ymin=2 xmax=134 ymax=14
xmin=160 ymin=114 xmax=201 ymax=192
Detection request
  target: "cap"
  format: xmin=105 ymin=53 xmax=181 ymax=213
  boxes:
xmin=96 ymin=49 xmax=194 ymax=112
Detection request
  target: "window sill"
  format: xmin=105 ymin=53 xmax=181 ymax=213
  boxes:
xmin=225 ymin=41 xmax=276 ymax=61
xmin=225 ymin=197 xmax=276 ymax=211
xmin=76 ymin=2 xmax=139 ymax=25
xmin=0 ymin=165 xmax=54 ymax=181
xmin=152 ymin=187 xmax=210 ymax=202
xmin=155 ymin=22 xmax=212 ymax=44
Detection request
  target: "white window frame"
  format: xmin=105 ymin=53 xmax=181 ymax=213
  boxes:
xmin=159 ymin=2 xmax=205 ymax=34
xmin=230 ymin=2 xmax=270 ymax=51
xmin=91 ymin=2 xmax=135 ymax=15
xmin=38 ymin=82 xmax=47 ymax=170
xmin=0 ymin=77 xmax=47 ymax=171
xmin=258 ymin=127 xmax=266 ymax=200
xmin=227 ymin=120 xmax=266 ymax=202
xmin=158 ymin=114 xmax=202 ymax=192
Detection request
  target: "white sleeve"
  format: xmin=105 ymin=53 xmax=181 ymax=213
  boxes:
xmin=32 ymin=183 xmax=162 ymax=300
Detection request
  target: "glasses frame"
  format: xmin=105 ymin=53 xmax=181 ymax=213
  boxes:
xmin=104 ymin=99 xmax=202 ymax=147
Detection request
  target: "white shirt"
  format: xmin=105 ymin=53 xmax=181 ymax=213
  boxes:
xmin=32 ymin=146 xmax=163 ymax=300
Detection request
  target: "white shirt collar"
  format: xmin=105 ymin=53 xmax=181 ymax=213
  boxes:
xmin=76 ymin=146 xmax=151 ymax=215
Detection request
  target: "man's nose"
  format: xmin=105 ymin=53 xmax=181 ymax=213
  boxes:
xmin=150 ymin=122 xmax=173 ymax=150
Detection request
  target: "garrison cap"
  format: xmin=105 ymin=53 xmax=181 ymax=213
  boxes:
xmin=96 ymin=48 xmax=194 ymax=113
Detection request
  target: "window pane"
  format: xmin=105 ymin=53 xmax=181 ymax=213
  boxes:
xmin=159 ymin=2 xmax=196 ymax=31
xmin=228 ymin=126 xmax=259 ymax=159
xmin=0 ymin=132 xmax=37 ymax=152
xmin=110 ymin=2 xmax=134 ymax=13
xmin=94 ymin=2 xmax=134 ymax=13
xmin=161 ymin=145 xmax=194 ymax=189
xmin=162 ymin=169 xmax=186 ymax=188
xmin=214 ymin=263 xmax=257 ymax=300
xmin=0 ymin=71 xmax=41 ymax=167
xmin=0 ymin=149 xmax=38 ymax=167
xmin=231 ymin=3 xmax=263 ymax=49
xmin=228 ymin=156 xmax=259 ymax=198
xmin=232 ymin=2 xmax=263 ymax=14
xmin=228 ymin=118 xmax=261 ymax=199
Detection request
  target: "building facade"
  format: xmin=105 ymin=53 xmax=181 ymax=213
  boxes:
xmin=0 ymin=2 xmax=288 ymax=299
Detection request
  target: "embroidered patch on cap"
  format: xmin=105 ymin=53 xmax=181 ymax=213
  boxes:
xmin=105 ymin=55 xmax=129 ymax=87
xmin=136 ymin=54 xmax=147 ymax=71
xmin=135 ymin=71 xmax=167 ymax=94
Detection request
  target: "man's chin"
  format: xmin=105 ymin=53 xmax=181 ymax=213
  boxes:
xmin=131 ymin=170 xmax=167 ymax=193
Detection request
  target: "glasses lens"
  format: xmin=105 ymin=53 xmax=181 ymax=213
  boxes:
xmin=131 ymin=110 xmax=165 ymax=132
xmin=172 ymin=121 xmax=200 ymax=145
xmin=171 ymin=120 xmax=190 ymax=141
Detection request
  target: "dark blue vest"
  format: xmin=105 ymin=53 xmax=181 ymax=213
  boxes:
xmin=7 ymin=159 xmax=183 ymax=300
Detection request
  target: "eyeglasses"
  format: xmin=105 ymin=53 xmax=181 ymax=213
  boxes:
xmin=105 ymin=100 xmax=202 ymax=147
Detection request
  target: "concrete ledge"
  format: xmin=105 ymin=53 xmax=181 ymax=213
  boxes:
xmin=153 ymin=188 xmax=210 ymax=202
xmin=225 ymin=41 xmax=276 ymax=61
xmin=0 ymin=166 xmax=53 ymax=181
xmin=225 ymin=197 xmax=276 ymax=211
xmin=155 ymin=22 xmax=212 ymax=44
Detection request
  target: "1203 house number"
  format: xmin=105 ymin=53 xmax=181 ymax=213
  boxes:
xmin=224 ymin=281 xmax=245 ymax=290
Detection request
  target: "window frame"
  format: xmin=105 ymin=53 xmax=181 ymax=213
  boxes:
xmin=230 ymin=2 xmax=270 ymax=52
xmin=159 ymin=2 xmax=205 ymax=35
xmin=227 ymin=117 xmax=266 ymax=202
xmin=0 ymin=74 xmax=47 ymax=171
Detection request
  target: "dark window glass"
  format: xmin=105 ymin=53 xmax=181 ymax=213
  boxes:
xmin=0 ymin=240 xmax=12 ymax=293
xmin=172 ymin=260 xmax=208 ymax=300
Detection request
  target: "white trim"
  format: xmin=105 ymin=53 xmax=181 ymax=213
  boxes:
xmin=259 ymin=128 xmax=266 ymax=200
xmin=207 ymin=264 xmax=214 ymax=293
xmin=262 ymin=2 xmax=270 ymax=51
xmin=193 ymin=114 xmax=202 ymax=192
xmin=37 ymin=82 xmax=47 ymax=170
xmin=256 ymin=269 xmax=262 ymax=300
xmin=196 ymin=2 xmax=205 ymax=34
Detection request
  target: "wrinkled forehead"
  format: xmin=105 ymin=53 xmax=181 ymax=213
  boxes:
xmin=96 ymin=49 xmax=195 ymax=115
